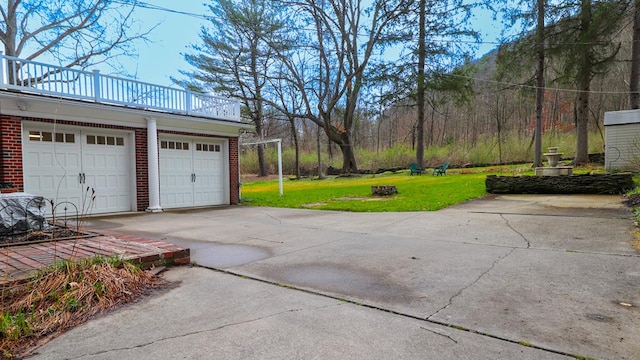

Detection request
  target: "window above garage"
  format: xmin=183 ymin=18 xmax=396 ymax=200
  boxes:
xmin=196 ymin=143 xmax=221 ymax=152
xmin=160 ymin=141 xmax=189 ymax=150
xmin=86 ymin=135 xmax=124 ymax=146
xmin=28 ymin=131 xmax=75 ymax=143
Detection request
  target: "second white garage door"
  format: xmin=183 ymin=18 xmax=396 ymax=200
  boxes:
xmin=159 ymin=138 xmax=227 ymax=209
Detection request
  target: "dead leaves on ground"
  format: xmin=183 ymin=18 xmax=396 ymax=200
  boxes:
xmin=0 ymin=258 xmax=166 ymax=359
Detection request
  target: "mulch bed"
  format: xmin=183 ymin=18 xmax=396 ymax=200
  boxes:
xmin=0 ymin=226 xmax=93 ymax=247
xmin=0 ymin=260 xmax=170 ymax=359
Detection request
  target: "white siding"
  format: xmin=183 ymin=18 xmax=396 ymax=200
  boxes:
xmin=605 ymin=123 xmax=640 ymax=171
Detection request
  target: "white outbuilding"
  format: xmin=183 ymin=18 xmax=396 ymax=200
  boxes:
xmin=604 ymin=109 xmax=640 ymax=171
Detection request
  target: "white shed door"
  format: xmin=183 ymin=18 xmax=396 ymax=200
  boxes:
xmin=160 ymin=138 xmax=226 ymax=209
xmin=22 ymin=126 xmax=132 ymax=215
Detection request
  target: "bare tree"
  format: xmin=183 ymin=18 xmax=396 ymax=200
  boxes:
xmin=0 ymin=0 xmax=153 ymax=72
xmin=273 ymin=0 xmax=410 ymax=174
xmin=268 ymin=62 xmax=306 ymax=178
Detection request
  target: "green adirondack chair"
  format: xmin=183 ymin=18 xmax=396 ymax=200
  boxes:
xmin=433 ymin=162 xmax=449 ymax=176
xmin=409 ymin=163 xmax=423 ymax=175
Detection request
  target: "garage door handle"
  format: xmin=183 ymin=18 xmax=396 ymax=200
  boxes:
xmin=78 ymin=173 xmax=86 ymax=184
xmin=192 ymin=173 xmax=197 ymax=182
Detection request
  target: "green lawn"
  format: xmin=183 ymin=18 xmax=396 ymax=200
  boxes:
xmin=240 ymin=164 xmax=607 ymax=212
xmin=240 ymin=168 xmax=505 ymax=212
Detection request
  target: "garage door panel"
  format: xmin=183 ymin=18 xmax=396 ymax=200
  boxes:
xmin=23 ymin=127 xmax=132 ymax=215
xmin=161 ymin=190 xmax=193 ymax=208
xmin=161 ymin=138 xmax=226 ymax=209
xmin=193 ymin=143 xmax=224 ymax=206
xmin=82 ymin=133 xmax=130 ymax=214
xmin=93 ymin=193 xmax=128 ymax=211
xmin=52 ymin=195 xmax=84 ymax=213
xmin=23 ymin=129 xmax=82 ymax=204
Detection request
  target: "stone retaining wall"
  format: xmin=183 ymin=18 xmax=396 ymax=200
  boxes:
xmin=486 ymin=173 xmax=635 ymax=195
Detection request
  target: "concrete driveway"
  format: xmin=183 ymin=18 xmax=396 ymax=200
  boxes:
xmin=30 ymin=195 xmax=640 ymax=360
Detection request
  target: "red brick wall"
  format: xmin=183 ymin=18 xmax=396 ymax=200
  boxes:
xmin=135 ymin=129 xmax=148 ymax=211
xmin=229 ymin=137 xmax=240 ymax=205
xmin=0 ymin=116 xmax=23 ymax=193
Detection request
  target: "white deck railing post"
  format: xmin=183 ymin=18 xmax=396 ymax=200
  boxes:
xmin=235 ymin=101 xmax=241 ymax=119
xmin=185 ymin=90 xmax=192 ymax=115
xmin=0 ymin=52 xmax=4 ymax=88
xmin=92 ymin=69 xmax=101 ymax=102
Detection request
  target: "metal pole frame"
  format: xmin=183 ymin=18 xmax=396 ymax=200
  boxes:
xmin=240 ymin=139 xmax=284 ymax=196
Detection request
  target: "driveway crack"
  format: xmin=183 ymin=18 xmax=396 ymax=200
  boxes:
xmin=420 ymin=326 xmax=458 ymax=344
xmin=261 ymin=210 xmax=283 ymax=224
xmin=427 ymin=247 xmax=516 ymax=320
xmin=65 ymin=305 xmax=340 ymax=359
xmin=500 ymin=214 xmax=530 ymax=248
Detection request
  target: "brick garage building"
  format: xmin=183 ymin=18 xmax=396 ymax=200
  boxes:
xmin=0 ymin=55 xmax=251 ymax=215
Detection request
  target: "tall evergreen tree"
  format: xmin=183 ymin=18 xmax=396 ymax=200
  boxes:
xmin=631 ymin=0 xmax=640 ymax=109
xmin=176 ymin=0 xmax=290 ymax=177
xmin=370 ymin=0 xmax=477 ymax=167
xmin=534 ymin=0 xmax=546 ymax=168
xmin=548 ymin=0 xmax=630 ymax=164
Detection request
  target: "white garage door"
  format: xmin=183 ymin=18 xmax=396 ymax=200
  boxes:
xmin=160 ymin=138 xmax=226 ymax=209
xmin=22 ymin=126 xmax=132 ymax=215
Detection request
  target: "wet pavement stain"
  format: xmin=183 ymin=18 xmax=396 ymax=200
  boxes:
xmin=143 ymin=237 xmax=271 ymax=269
xmin=196 ymin=244 xmax=270 ymax=268
xmin=272 ymin=263 xmax=415 ymax=304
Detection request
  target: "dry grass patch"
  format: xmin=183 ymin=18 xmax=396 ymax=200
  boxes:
xmin=0 ymin=256 xmax=166 ymax=359
xmin=631 ymin=229 xmax=640 ymax=252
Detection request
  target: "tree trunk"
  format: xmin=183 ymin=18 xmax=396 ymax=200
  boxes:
xmin=254 ymin=120 xmax=268 ymax=177
xmin=290 ymin=117 xmax=300 ymax=179
xmin=340 ymin=135 xmax=358 ymax=174
xmin=257 ymin=144 xmax=267 ymax=176
xmin=317 ymin=124 xmax=324 ymax=179
xmin=429 ymin=105 xmax=435 ymax=147
xmin=416 ymin=0 xmax=427 ymax=168
xmin=4 ymin=2 xmax=18 ymax=84
xmin=534 ymin=0 xmax=545 ymax=167
xmin=575 ymin=87 xmax=590 ymax=165
xmin=496 ymin=96 xmax=503 ymax=164
xmin=575 ymin=0 xmax=592 ymax=165
xmin=631 ymin=0 xmax=640 ymax=109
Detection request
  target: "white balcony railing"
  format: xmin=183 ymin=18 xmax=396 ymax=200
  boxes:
xmin=0 ymin=52 xmax=242 ymax=122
